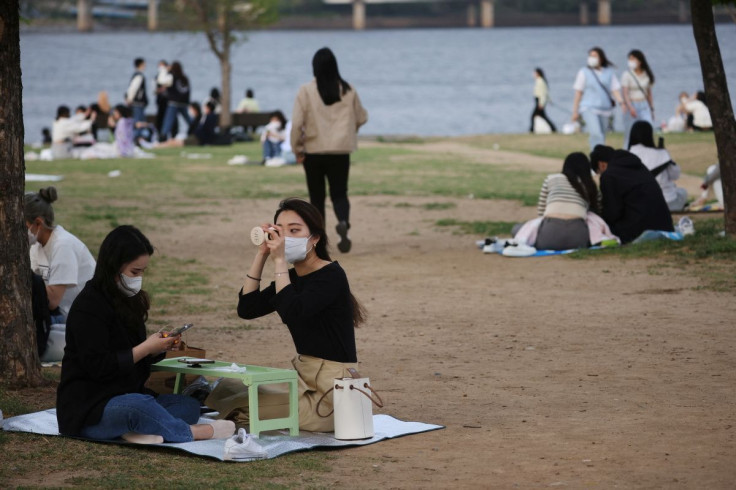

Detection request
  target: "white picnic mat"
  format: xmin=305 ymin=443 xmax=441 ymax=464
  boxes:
xmin=2 ymin=409 xmax=443 ymax=461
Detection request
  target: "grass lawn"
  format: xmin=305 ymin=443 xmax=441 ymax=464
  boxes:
xmin=5 ymin=132 xmax=732 ymax=487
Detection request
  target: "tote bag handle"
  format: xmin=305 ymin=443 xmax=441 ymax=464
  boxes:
xmin=316 ymin=380 xmax=384 ymax=418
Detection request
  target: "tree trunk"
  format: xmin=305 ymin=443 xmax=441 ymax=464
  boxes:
xmin=218 ymin=7 xmax=232 ymax=130
xmin=691 ymin=0 xmax=736 ymax=236
xmin=0 ymin=1 xmax=46 ymax=388
xmin=220 ymin=50 xmax=232 ymax=129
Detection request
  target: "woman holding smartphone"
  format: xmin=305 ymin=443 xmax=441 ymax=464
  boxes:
xmin=235 ymin=198 xmax=366 ymax=431
xmin=56 ymin=225 xmax=234 ymax=444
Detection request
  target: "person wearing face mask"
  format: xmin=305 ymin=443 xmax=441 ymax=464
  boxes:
xmin=571 ymin=46 xmax=625 ymax=151
xmin=621 ymin=49 xmax=655 ymax=149
xmin=25 ymin=187 xmax=96 ymax=329
xmin=56 ymin=225 xmax=235 ymax=444
xmin=225 ymin=198 xmax=366 ymax=432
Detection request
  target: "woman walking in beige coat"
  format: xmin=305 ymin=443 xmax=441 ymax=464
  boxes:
xmin=291 ymin=47 xmax=368 ymax=253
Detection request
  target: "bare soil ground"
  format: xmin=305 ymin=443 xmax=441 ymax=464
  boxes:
xmin=7 ymin=141 xmax=735 ymax=488
xmin=153 ymin=190 xmax=734 ymax=488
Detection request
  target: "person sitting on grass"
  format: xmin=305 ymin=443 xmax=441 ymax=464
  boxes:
xmin=146 ymin=101 xmax=218 ymax=148
xmin=56 ymin=225 xmax=235 ymax=444
xmin=206 ymin=198 xmax=366 ymax=432
xmin=25 ymin=186 xmax=96 ymax=326
xmin=628 ymin=121 xmax=688 ymax=212
xmin=78 ymin=105 xmax=135 ymax=159
xmin=260 ymin=111 xmax=287 ymax=164
xmin=532 ymin=152 xmax=601 ymax=250
xmin=590 ymin=145 xmax=674 ymax=244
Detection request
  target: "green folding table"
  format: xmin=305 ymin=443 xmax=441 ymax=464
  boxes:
xmin=151 ymin=357 xmax=299 ymax=436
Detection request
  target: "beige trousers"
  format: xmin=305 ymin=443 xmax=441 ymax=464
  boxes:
xmin=204 ymin=354 xmax=358 ymax=432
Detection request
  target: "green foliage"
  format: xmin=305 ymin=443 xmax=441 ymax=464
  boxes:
xmin=570 ymin=219 xmax=736 ymax=290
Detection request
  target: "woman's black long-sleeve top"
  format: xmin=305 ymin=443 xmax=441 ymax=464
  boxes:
xmin=56 ymin=283 xmax=163 ymax=435
xmin=237 ymin=261 xmax=357 ymax=363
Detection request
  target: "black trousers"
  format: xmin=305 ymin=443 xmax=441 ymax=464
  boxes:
xmin=303 ymin=153 xmax=351 ymax=224
xmin=530 ymin=97 xmax=557 ymax=132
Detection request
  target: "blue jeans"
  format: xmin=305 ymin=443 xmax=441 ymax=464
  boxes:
xmin=582 ymin=110 xmax=609 ymax=151
xmin=623 ymin=100 xmax=653 ymax=149
xmin=262 ymin=140 xmax=282 ymax=159
xmin=79 ymin=393 xmax=200 ymax=443
xmin=131 ymin=105 xmax=146 ymax=141
xmin=160 ymin=104 xmax=192 ymax=141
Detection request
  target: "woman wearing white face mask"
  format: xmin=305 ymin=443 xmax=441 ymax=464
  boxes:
xmin=571 ymin=46 xmax=625 ymax=150
xmin=25 ymin=186 xmax=96 ymax=327
xmin=234 ymin=198 xmax=366 ymax=432
xmin=57 ymin=225 xmax=235 ymax=444
xmin=621 ymin=49 xmax=655 ymax=149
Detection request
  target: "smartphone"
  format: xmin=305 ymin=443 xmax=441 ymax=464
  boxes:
xmin=160 ymin=323 xmax=193 ymax=337
xmin=178 ymin=358 xmax=214 ymax=366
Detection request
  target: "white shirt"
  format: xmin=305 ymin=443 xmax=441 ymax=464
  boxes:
xmin=156 ymin=67 xmax=172 ymax=88
xmin=629 ymin=145 xmax=682 ymax=204
xmin=30 ymin=225 xmax=96 ymax=317
xmin=620 ymin=70 xmax=651 ymax=102
xmin=126 ymin=72 xmax=144 ymax=105
xmin=685 ymin=100 xmax=712 ymax=128
xmin=260 ymin=120 xmax=285 ymax=144
xmin=52 ymin=117 xmax=93 ymax=143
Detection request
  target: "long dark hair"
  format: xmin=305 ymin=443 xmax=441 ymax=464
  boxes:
xmin=312 ymin=47 xmax=351 ymax=106
xmin=562 ymin=152 xmax=599 ymax=214
xmin=274 ymin=198 xmax=366 ymax=326
xmin=628 ymin=49 xmax=655 ymax=84
xmin=628 ymin=120 xmax=656 ymax=149
xmin=590 ymin=46 xmax=614 ymax=68
xmin=535 ymin=67 xmax=548 ymax=86
xmin=170 ymin=61 xmax=189 ymax=86
xmin=91 ymin=225 xmax=154 ymax=332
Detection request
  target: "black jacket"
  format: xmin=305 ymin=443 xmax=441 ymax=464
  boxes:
xmin=238 ymin=262 xmax=357 ymax=363
xmin=600 ymin=150 xmax=674 ymax=244
xmin=166 ymin=74 xmax=190 ymax=105
xmin=56 ymin=282 xmax=162 ymax=435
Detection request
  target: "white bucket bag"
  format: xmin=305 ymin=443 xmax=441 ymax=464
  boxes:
xmin=317 ymin=368 xmax=384 ymax=440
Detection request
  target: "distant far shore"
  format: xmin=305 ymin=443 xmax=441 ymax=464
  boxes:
xmin=19 ymin=11 xmax=734 ymax=34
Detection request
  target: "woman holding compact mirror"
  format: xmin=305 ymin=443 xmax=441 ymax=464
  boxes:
xmin=234 ymin=197 xmax=365 ymax=431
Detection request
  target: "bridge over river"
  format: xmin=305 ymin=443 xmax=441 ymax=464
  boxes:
xmin=73 ymin=0 xmax=691 ymax=31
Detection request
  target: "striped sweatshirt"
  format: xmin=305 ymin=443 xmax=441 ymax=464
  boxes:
xmin=537 ymin=173 xmax=590 ymax=218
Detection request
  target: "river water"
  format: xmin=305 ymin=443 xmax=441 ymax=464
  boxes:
xmin=20 ymin=24 xmax=736 ymax=142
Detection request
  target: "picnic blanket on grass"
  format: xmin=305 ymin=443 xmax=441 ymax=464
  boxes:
xmin=2 ymin=409 xmax=443 ymax=462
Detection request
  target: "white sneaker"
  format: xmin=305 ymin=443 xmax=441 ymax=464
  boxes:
xmin=678 ymin=216 xmax=695 ymax=236
xmin=501 ymin=242 xmax=537 ymax=257
xmin=224 ymin=428 xmax=268 ymax=461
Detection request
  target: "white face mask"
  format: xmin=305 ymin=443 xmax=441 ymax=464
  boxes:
xmin=681 ymin=97 xmax=689 ymax=104
xmin=118 ymin=273 xmax=143 ymax=297
xmin=587 ymin=56 xmax=600 ymax=68
xmin=628 ymin=60 xmax=639 ymax=70
xmin=28 ymin=227 xmax=38 ymax=246
xmin=284 ymin=235 xmax=313 ymax=264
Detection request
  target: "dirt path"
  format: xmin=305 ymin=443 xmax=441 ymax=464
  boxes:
xmin=151 ymin=190 xmax=735 ymax=489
